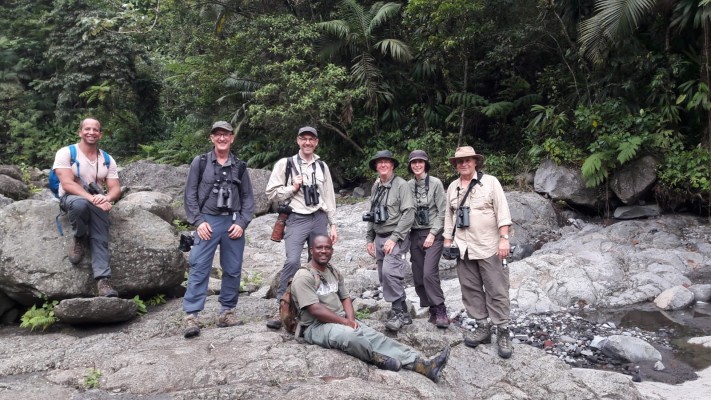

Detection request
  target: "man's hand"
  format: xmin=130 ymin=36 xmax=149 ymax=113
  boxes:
xmin=383 ymin=239 xmax=396 ymax=255
xmin=91 ymin=194 xmax=110 ymax=205
xmin=497 ymin=238 xmax=510 ymax=260
xmin=96 ymin=202 xmax=112 ymax=212
xmin=366 ymin=242 xmax=375 ymax=257
xmin=292 ymin=175 xmax=303 ymax=192
xmin=344 ymin=320 xmax=359 ymax=330
xmin=329 ymin=225 xmax=338 ymax=244
xmin=423 ymin=233 xmax=435 ymax=248
xmin=197 ymin=222 xmax=212 ymax=240
xmin=228 ymin=224 xmax=243 ymax=239
xmin=444 ymin=239 xmax=452 ymax=248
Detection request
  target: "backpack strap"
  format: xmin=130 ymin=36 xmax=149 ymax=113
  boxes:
xmin=197 ymin=153 xmax=209 ymax=212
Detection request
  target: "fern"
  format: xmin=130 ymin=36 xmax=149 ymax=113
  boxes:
xmin=481 ymin=101 xmax=514 ymax=118
xmin=20 ymin=300 xmax=58 ymax=331
xmin=582 ymin=152 xmax=608 ymax=187
xmin=132 ymin=295 xmax=147 ymax=315
xmin=617 ymin=136 xmax=642 ymax=164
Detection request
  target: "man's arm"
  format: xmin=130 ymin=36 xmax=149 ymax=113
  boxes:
xmin=55 ymin=169 xmax=92 ymax=201
xmin=341 ymin=297 xmax=356 ymax=322
xmin=184 ymin=156 xmax=205 ymax=227
xmin=265 ymin=158 xmax=297 ymax=202
xmin=305 ymin=303 xmax=357 ymax=329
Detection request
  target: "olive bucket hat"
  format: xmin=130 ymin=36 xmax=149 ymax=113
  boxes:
xmin=369 ymin=150 xmax=399 ymax=171
xmin=407 ymin=150 xmax=430 ymax=174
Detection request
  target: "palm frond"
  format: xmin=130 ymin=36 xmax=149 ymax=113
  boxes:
xmin=368 ymin=2 xmax=402 ymax=34
xmin=374 ymin=39 xmax=412 ymax=62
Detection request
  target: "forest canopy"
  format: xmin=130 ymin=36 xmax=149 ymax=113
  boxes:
xmin=1 ymin=0 xmax=709 ymax=212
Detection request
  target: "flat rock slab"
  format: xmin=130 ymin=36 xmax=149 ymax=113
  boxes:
xmin=54 ymin=297 xmax=137 ymax=325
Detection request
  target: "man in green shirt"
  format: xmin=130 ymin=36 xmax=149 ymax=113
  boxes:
xmin=291 ymin=235 xmax=450 ymax=383
xmin=364 ymin=150 xmax=415 ymax=332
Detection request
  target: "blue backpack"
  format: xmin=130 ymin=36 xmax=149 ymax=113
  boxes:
xmin=48 ymin=144 xmax=111 ymax=198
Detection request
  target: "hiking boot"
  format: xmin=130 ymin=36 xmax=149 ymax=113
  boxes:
xmin=434 ymin=304 xmax=450 ymax=329
xmin=428 ymin=306 xmax=437 ymax=324
xmin=463 ymin=320 xmax=491 ymax=348
xmin=407 ymin=346 xmax=450 ymax=383
xmin=68 ymin=237 xmax=85 ymax=264
xmin=496 ymin=325 xmax=514 ymax=359
xmin=217 ymin=309 xmax=244 ymax=328
xmin=183 ymin=314 xmax=201 ymax=338
xmin=266 ymin=310 xmax=282 ymax=330
xmin=96 ymin=278 xmax=118 ymax=298
xmin=370 ymin=352 xmax=402 ymax=371
xmin=385 ymin=311 xmax=405 ymax=332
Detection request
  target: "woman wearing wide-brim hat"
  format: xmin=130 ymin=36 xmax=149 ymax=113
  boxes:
xmin=406 ymin=150 xmax=450 ymax=328
xmin=442 ymin=146 xmax=515 ymax=359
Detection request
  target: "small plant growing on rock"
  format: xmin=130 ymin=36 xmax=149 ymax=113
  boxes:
xmin=84 ymin=368 xmax=101 ymax=389
xmin=20 ymin=298 xmax=58 ymax=331
xmin=132 ymin=296 xmax=147 ymax=315
xmin=146 ymin=294 xmax=167 ymax=306
xmin=355 ymin=309 xmax=371 ymax=320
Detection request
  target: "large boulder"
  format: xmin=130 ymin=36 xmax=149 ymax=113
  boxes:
xmin=54 ymin=297 xmax=137 ymax=324
xmin=0 ymin=174 xmax=31 ymax=201
xmin=0 ymin=200 xmax=187 ymax=304
xmin=609 ymin=155 xmax=659 ymax=205
xmin=534 ymin=159 xmax=601 ymax=209
xmin=654 ymin=286 xmax=695 ymax=310
xmin=118 ymin=191 xmax=175 ymax=224
xmin=506 ymin=191 xmax=560 ymax=259
xmin=0 ymin=165 xmax=23 ymax=181
xmin=600 ymin=335 xmax=662 ymax=363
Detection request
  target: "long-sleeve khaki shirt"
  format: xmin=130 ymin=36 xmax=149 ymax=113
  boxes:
xmin=366 ymin=175 xmax=415 ymax=243
xmin=408 ymin=174 xmax=446 ymax=236
xmin=265 ymin=153 xmax=337 ymax=225
xmin=443 ymin=174 xmax=512 ymax=259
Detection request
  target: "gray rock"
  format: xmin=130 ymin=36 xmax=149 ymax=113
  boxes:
xmin=54 ymin=297 xmax=137 ymax=324
xmin=0 ymin=174 xmax=31 ymax=201
xmin=689 ymin=284 xmax=711 ymax=302
xmin=614 ymin=204 xmax=661 ymax=219
xmin=0 ymin=290 xmax=16 ymax=320
xmin=0 ymin=193 xmax=12 ymax=208
xmin=116 ymin=191 xmax=175 ymax=223
xmin=601 ymin=335 xmax=662 ymax=362
xmin=654 ymin=286 xmax=695 ymax=310
xmin=654 ymin=361 xmax=665 ymax=371
xmin=352 ymin=186 xmax=366 ymax=197
xmin=507 ymin=191 xmax=560 ymax=259
xmin=609 ymin=155 xmax=659 ymax=205
xmin=0 ymin=165 xmax=23 ymax=181
xmin=0 ymin=200 xmax=187 ymax=304
xmin=533 ymin=159 xmax=601 ymax=209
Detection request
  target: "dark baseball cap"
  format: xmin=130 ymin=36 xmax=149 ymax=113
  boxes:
xmin=298 ymin=126 xmax=318 ymax=137
xmin=210 ymin=121 xmax=234 ymax=134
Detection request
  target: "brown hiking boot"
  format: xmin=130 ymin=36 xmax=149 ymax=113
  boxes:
xmin=434 ymin=304 xmax=450 ymax=329
xmin=183 ymin=314 xmax=201 ymax=338
xmin=463 ymin=320 xmax=491 ymax=348
xmin=68 ymin=237 xmax=85 ymax=264
xmin=217 ymin=309 xmax=244 ymax=328
xmin=428 ymin=306 xmax=437 ymax=324
xmin=370 ymin=352 xmax=402 ymax=371
xmin=496 ymin=326 xmax=514 ymax=359
xmin=96 ymin=278 xmax=118 ymax=298
xmin=407 ymin=346 xmax=450 ymax=383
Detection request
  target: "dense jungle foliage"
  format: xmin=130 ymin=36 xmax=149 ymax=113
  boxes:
xmin=1 ymin=0 xmax=709 ymax=213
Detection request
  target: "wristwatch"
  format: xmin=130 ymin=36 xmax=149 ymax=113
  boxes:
xmin=500 ymin=234 xmax=509 ymax=240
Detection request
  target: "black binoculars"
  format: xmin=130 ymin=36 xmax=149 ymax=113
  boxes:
xmin=276 ymin=204 xmax=293 ymax=215
xmin=456 ymin=206 xmax=470 ymax=228
xmin=415 ymin=206 xmax=429 ymax=225
xmin=216 ymin=186 xmax=233 ymax=210
xmin=84 ymin=182 xmax=104 ymax=195
xmin=178 ymin=232 xmax=195 ymax=252
xmin=362 ymin=204 xmax=389 ymax=224
xmin=303 ymin=184 xmax=320 ymax=206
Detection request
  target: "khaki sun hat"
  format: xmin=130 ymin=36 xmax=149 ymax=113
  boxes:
xmin=448 ymin=146 xmax=485 ymax=168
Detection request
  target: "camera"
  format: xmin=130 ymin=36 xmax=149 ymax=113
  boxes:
xmin=84 ymin=182 xmax=104 ymax=195
xmin=179 ymin=232 xmax=195 ymax=252
xmin=456 ymin=206 xmax=470 ymax=228
xmin=442 ymin=243 xmax=460 ymax=260
xmin=277 ymin=204 xmax=293 ymax=215
xmin=415 ymin=206 xmax=429 ymax=225
xmin=362 ymin=212 xmax=374 ymax=222
xmin=216 ymin=186 xmax=233 ymax=210
xmin=303 ymin=185 xmax=320 ymax=206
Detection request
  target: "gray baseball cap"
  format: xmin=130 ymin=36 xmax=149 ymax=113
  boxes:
xmin=298 ymin=126 xmax=318 ymax=137
xmin=210 ymin=121 xmax=234 ymax=134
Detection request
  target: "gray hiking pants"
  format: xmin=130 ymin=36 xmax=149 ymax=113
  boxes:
xmin=374 ymin=234 xmax=410 ymax=303
xmin=304 ymin=320 xmax=418 ymax=365
xmin=61 ymin=194 xmax=111 ymax=279
xmin=276 ymin=211 xmax=328 ymax=300
xmin=457 ymin=252 xmax=511 ymax=326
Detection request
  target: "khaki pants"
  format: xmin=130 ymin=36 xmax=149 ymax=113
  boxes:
xmin=456 ymin=252 xmax=510 ymax=325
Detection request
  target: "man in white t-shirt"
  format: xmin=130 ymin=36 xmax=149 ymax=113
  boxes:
xmin=52 ymin=118 xmax=121 ymax=297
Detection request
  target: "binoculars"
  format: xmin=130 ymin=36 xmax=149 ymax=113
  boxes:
xmin=415 ymin=206 xmax=429 ymax=225
xmin=216 ymin=186 xmax=233 ymax=210
xmin=178 ymin=232 xmax=195 ymax=252
xmin=303 ymin=184 xmax=320 ymax=206
xmin=362 ymin=204 xmax=388 ymax=224
xmin=456 ymin=206 xmax=470 ymax=228
xmin=84 ymin=182 xmax=104 ymax=195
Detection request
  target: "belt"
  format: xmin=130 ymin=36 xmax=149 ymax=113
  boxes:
xmin=376 ymin=232 xmax=393 ymax=238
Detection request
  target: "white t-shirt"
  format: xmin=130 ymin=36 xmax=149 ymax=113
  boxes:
xmin=52 ymin=145 xmax=118 ymax=197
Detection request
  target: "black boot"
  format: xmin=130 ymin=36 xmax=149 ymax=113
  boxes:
xmin=406 ymin=346 xmax=450 ymax=383
xmin=370 ymin=352 xmax=402 ymax=371
xmin=496 ymin=325 xmax=513 ymax=359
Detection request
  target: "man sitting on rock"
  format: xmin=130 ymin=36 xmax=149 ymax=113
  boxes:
xmin=291 ymin=234 xmax=450 ymax=382
xmin=52 ymin=118 xmax=121 ymax=297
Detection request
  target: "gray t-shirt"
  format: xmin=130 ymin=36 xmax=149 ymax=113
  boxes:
xmin=290 ymin=264 xmax=348 ymax=327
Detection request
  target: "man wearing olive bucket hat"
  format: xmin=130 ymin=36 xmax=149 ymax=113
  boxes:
xmin=364 ymin=150 xmax=415 ymax=332
xmin=442 ymin=146 xmax=514 ymax=358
